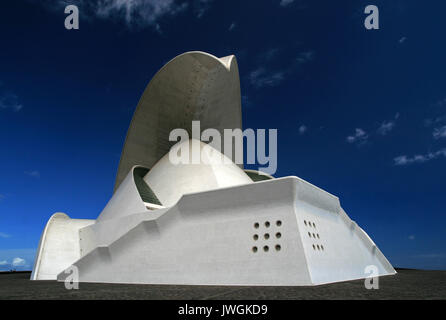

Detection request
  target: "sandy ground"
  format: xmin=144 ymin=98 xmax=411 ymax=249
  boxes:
xmin=0 ymin=269 xmax=445 ymax=300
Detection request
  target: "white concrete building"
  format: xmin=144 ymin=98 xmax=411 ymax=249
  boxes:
xmin=31 ymin=51 xmax=396 ymax=285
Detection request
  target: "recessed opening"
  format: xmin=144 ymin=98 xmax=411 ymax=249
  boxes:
xmin=276 ymin=220 xmax=282 ymax=227
xmin=321 ymin=245 xmax=324 ymax=251
xmin=264 ymin=233 xmax=270 ymax=240
xmin=313 ymin=222 xmax=316 ymax=228
xmin=254 ymin=222 xmax=259 ymax=229
xmin=275 ymin=245 xmax=281 ymax=251
xmin=304 ymin=220 xmax=307 ymax=226
xmin=317 ymin=245 xmax=320 ymax=250
xmin=263 ymin=246 xmax=269 ymax=252
xmin=252 ymin=246 xmax=258 ymax=253
xmin=312 ymin=244 xmax=316 ymax=250
xmin=276 ymin=232 xmax=282 ymax=239
xmin=253 ymin=234 xmax=259 ymax=241
xmin=312 ymin=233 xmax=316 ymax=238
xmin=308 ymin=232 xmax=312 ymax=238
xmin=317 ymin=234 xmax=320 ymax=239
xmin=265 ymin=221 xmax=270 ymax=228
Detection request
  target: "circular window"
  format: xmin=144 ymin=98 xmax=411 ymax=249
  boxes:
xmin=313 ymin=222 xmax=316 ymax=228
xmin=252 ymin=246 xmax=258 ymax=253
xmin=312 ymin=233 xmax=316 ymax=238
xmin=264 ymin=233 xmax=270 ymax=240
xmin=254 ymin=222 xmax=259 ymax=229
xmin=263 ymin=246 xmax=269 ymax=252
xmin=317 ymin=234 xmax=320 ymax=239
xmin=265 ymin=221 xmax=270 ymax=228
xmin=253 ymin=234 xmax=259 ymax=241
xmin=308 ymin=232 xmax=312 ymax=238
xmin=317 ymin=245 xmax=320 ymax=250
xmin=321 ymin=245 xmax=324 ymax=251
xmin=276 ymin=220 xmax=282 ymax=227
xmin=304 ymin=220 xmax=307 ymax=226
xmin=275 ymin=245 xmax=281 ymax=251
xmin=312 ymin=244 xmax=316 ymax=250
xmin=276 ymin=232 xmax=282 ymax=239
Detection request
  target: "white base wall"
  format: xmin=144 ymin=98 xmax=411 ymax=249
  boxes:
xmin=49 ymin=177 xmax=395 ymax=286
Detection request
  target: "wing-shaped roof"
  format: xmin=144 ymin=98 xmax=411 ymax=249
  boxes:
xmin=114 ymin=51 xmax=243 ymax=192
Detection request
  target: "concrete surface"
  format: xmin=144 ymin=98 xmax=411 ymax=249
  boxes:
xmin=1 ymin=269 xmax=445 ymax=300
xmin=115 ymin=51 xmax=243 ymax=191
xmin=55 ymin=177 xmax=395 ymax=286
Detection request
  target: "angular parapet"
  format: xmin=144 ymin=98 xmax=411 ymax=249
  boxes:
xmin=58 ymin=177 xmax=395 ymax=286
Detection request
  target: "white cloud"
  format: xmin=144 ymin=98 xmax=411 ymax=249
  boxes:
xmin=433 ymin=125 xmax=446 ymax=139
xmin=399 ymin=37 xmax=407 ymax=44
xmin=298 ymin=125 xmax=307 ymax=135
xmin=249 ymin=48 xmax=314 ymax=89
xmin=228 ymin=22 xmax=236 ymax=31
xmin=0 ymin=232 xmax=10 ymax=238
xmin=280 ymin=0 xmax=295 ymax=7
xmin=0 ymin=260 xmax=8 ymax=265
xmin=0 ymin=93 xmax=23 ymax=112
xmin=249 ymin=68 xmax=285 ymax=88
xmin=377 ymin=121 xmax=395 ymax=135
xmin=193 ymin=0 xmax=214 ymax=18
xmin=45 ymin=0 xmax=191 ymax=29
xmin=24 ymin=170 xmax=40 ymax=178
xmin=346 ymin=128 xmax=368 ymax=144
xmin=296 ymin=51 xmax=314 ymax=64
xmin=408 ymin=235 xmax=415 ymax=240
xmin=12 ymin=257 xmax=26 ymax=267
xmin=394 ymin=148 xmax=446 ymax=166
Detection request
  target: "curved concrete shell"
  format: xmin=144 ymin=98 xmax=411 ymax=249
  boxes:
xmin=115 ymin=51 xmax=243 ymax=192
xmin=32 ymin=51 xmax=396 ymax=285
xmin=144 ymin=139 xmax=252 ymax=207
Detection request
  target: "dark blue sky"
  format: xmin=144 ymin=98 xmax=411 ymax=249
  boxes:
xmin=0 ymin=0 xmax=445 ymax=271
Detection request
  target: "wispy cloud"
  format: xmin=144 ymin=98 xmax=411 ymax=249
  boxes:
xmin=408 ymin=235 xmax=415 ymax=240
xmin=12 ymin=257 xmax=26 ymax=267
xmin=433 ymin=125 xmax=446 ymax=139
xmin=24 ymin=170 xmax=40 ymax=178
xmin=346 ymin=128 xmax=368 ymax=145
xmin=0 ymin=249 xmax=35 ymax=271
xmin=280 ymin=0 xmax=295 ymax=7
xmin=249 ymin=48 xmax=314 ymax=89
xmin=298 ymin=125 xmax=307 ymax=135
xmin=42 ymin=0 xmax=195 ymax=29
xmin=248 ymin=68 xmax=285 ymax=88
xmin=0 ymin=93 xmax=23 ymax=112
xmin=394 ymin=148 xmax=446 ymax=166
xmin=296 ymin=51 xmax=314 ymax=64
xmin=399 ymin=37 xmax=407 ymax=44
xmin=0 ymin=232 xmax=10 ymax=238
xmin=228 ymin=22 xmax=236 ymax=31
xmin=377 ymin=121 xmax=395 ymax=135
xmin=193 ymin=0 xmax=214 ymax=18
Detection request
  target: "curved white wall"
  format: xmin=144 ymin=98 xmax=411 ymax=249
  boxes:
xmin=31 ymin=213 xmax=94 ymax=280
xmin=143 ymin=139 xmax=252 ymax=207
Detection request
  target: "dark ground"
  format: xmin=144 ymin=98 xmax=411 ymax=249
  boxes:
xmin=0 ymin=269 xmax=445 ymax=300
